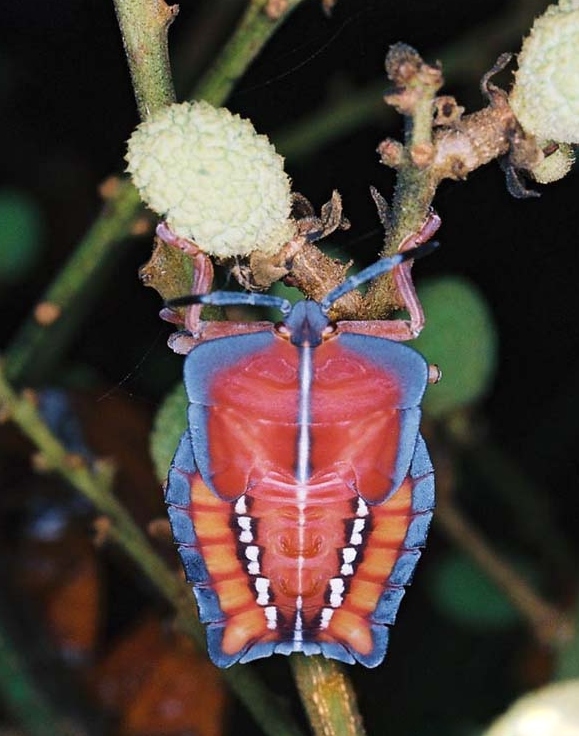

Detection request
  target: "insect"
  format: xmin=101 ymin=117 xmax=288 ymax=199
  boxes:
xmin=164 ymin=238 xmax=438 ymax=668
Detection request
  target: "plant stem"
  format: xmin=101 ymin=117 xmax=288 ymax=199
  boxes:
xmin=5 ymin=0 xmax=177 ymax=383
xmin=113 ymin=0 xmax=177 ymax=118
xmin=0 ymin=367 xmax=304 ymax=736
xmin=436 ymin=500 xmax=573 ymax=648
xmin=0 ymin=366 xmax=186 ymax=606
xmin=4 ymin=3 xmax=357 ymax=733
xmin=4 ymin=179 xmax=141 ymax=386
xmin=0 ymin=612 xmax=74 ymax=736
xmin=274 ymin=0 xmax=546 ymax=162
xmin=4 ymin=1 xmax=303 ymax=386
xmin=361 ymin=46 xmax=442 ymax=319
xmin=195 ymin=0 xmax=304 ymax=106
xmin=462 ymin=440 xmax=574 ymax=573
xmin=291 ymin=656 xmax=367 ymax=736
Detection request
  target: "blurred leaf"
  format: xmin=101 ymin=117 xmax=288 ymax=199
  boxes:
xmin=150 ymin=382 xmax=187 ymax=482
xmin=73 ymin=390 xmax=163 ymax=523
xmin=90 ymin=616 xmax=227 ymax=736
xmin=554 ymin=593 xmax=579 ymax=681
xmin=269 ymin=278 xmax=306 ymax=304
xmin=430 ymin=551 xmax=520 ymax=630
xmin=17 ymin=529 xmax=100 ymax=663
xmin=413 ymin=277 xmax=498 ymax=417
xmin=0 ymin=614 xmax=73 ymax=736
xmin=0 ymin=190 xmax=44 ymax=281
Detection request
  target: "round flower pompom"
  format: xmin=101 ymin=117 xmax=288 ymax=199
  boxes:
xmin=510 ymin=0 xmax=579 ymax=144
xmin=126 ymin=101 xmax=295 ymax=258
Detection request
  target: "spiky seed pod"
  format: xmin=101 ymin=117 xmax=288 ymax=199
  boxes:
xmin=126 ymin=101 xmax=295 ymax=258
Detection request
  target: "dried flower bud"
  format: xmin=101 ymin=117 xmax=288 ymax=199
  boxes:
xmin=510 ymin=0 xmax=579 ymax=145
xmin=126 ymin=101 xmax=295 ymax=258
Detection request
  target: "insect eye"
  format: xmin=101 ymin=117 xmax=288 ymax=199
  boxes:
xmin=274 ymin=322 xmax=292 ymax=339
xmin=428 ymin=364 xmax=442 ymax=384
xmin=322 ymin=323 xmax=337 ymax=339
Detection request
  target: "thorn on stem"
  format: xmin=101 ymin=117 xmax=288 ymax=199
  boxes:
xmin=34 ymin=302 xmax=61 ymax=326
xmin=148 ymin=517 xmax=173 ymax=541
xmin=93 ymin=515 xmax=113 ymax=547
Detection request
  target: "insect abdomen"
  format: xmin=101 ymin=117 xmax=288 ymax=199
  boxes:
xmin=166 ymin=431 xmax=434 ymax=667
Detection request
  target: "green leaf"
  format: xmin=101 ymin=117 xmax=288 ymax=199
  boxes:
xmin=413 ymin=277 xmax=498 ymax=417
xmin=0 ymin=190 xmax=44 ymax=281
xmin=554 ymin=592 xmax=579 ymax=680
xmin=150 ymin=382 xmax=187 ymax=481
xmin=430 ymin=551 xmax=520 ymax=630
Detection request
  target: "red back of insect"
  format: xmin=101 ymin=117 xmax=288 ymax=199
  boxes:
xmin=165 ymin=292 xmax=434 ymax=667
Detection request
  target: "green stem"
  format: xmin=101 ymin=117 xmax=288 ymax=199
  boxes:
xmin=4 ymin=180 xmax=141 ymax=386
xmin=274 ymin=0 xmax=546 ymax=163
xmin=365 ymin=68 xmax=440 ymax=318
xmin=0 ymin=365 xmax=186 ymax=608
xmin=195 ymin=0 xmax=305 ymax=105
xmin=0 ymin=367 xmax=304 ymax=736
xmin=4 ymin=1 xmax=303 ymax=386
xmin=113 ymin=0 xmax=177 ymax=118
xmin=6 ymin=0 xmax=177 ymax=383
xmin=461 ymin=440 xmax=574 ymax=573
xmin=273 ymin=84 xmax=387 ymax=162
xmin=0 ymin=614 xmax=74 ymax=736
xmin=291 ymin=656 xmax=367 ymax=736
xmin=4 ymin=4 xmax=356 ymax=733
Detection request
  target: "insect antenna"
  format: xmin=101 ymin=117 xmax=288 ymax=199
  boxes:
xmin=320 ymin=240 xmax=439 ymax=312
xmin=166 ymin=291 xmax=293 ymax=315
xmin=166 ymin=240 xmax=438 ymax=316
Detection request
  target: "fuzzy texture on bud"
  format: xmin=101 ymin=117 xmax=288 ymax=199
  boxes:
xmin=484 ymin=680 xmax=579 ymax=736
xmin=126 ymin=101 xmax=295 ymax=258
xmin=530 ymin=143 xmax=575 ymax=183
xmin=510 ymin=0 xmax=579 ymax=144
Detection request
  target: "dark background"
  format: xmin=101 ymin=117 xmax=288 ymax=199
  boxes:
xmin=1 ymin=1 xmax=578 ymax=735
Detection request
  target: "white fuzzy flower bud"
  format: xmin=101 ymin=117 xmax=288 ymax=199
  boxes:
xmin=529 ymin=143 xmax=575 ymax=183
xmin=484 ymin=680 xmax=579 ymax=736
xmin=126 ymin=101 xmax=295 ymax=258
xmin=510 ymin=0 xmax=579 ymax=144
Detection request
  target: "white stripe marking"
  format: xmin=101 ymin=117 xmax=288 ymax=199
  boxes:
xmin=238 ymin=515 xmax=253 ymax=543
xmin=356 ymin=498 xmax=369 ymax=517
xmin=296 ymin=346 xmax=313 ymax=485
xmin=245 ymin=545 xmax=259 ymax=561
xmin=329 ymin=577 xmax=345 ymax=607
xmin=350 ymin=518 xmax=365 ymax=545
xmin=265 ymin=606 xmax=277 ymax=630
xmin=234 ymin=496 xmax=247 ymax=514
xmin=246 ymin=543 xmax=260 ymax=574
xmin=294 ymin=597 xmax=304 ymax=648
xmin=255 ymin=577 xmax=270 ymax=605
xmin=294 ymin=347 xmax=313 ymax=646
xmin=320 ymin=608 xmax=334 ymax=629
xmin=343 ymin=547 xmax=356 ymax=564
